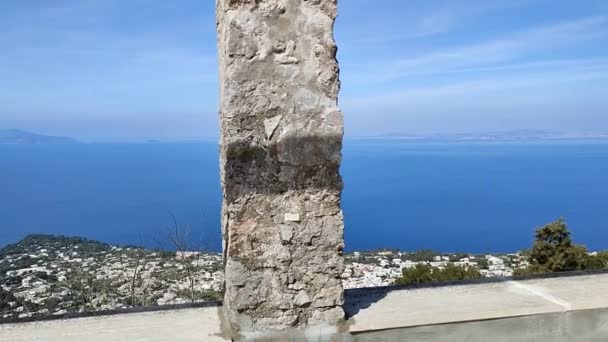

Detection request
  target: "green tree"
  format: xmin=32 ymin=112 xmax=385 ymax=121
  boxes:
xmin=434 ymin=263 xmax=483 ymax=282
xmin=0 ymin=289 xmax=16 ymax=310
xmin=597 ymin=251 xmax=608 ymax=265
xmin=407 ymin=250 xmax=439 ymax=262
xmin=394 ymin=264 xmax=435 ymax=285
xmin=583 ymin=251 xmax=608 ymax=270
xmin=515 ymin=218 xmax=606 ymax=275
xmin=530 ymin=218 xmax=577 ymax=271
xmin=394 ymin=263 xmax=482 ymax=286
xmin=449 ymin=253 xmax=469 ymax=262
xmin=476 ymin=257 xmax=489 ymax=270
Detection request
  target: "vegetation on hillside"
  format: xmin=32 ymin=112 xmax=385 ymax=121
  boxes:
xmin=394 ymin=263 xmax=482 ymax=286
xmin=0 ymin=234 xmax=110 ymax=259
xmin=393 ymin=217 xmax=608 ymax=286
xmin=3 ymin=218 xmax=608 ymax=318
xmin=514 ymin=218 xmax=608 ymax=275
xmin=0 ymin=290 xmax=17 ymax=311
xmin=0 ymin=234 xmax=223 ymax=320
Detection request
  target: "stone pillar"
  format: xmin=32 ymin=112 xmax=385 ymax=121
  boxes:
xmin=216 ymin=0 xmax=345 ymax=334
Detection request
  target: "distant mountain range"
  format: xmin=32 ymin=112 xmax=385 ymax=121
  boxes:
xmin=2 ymin=129 xmax=607 ymax=145
xmin=353 ymin=130 xmax=608 ymax=142
xmin=0 ymin=129 xmax=77 ymax=144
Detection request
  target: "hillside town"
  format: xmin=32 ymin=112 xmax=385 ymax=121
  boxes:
xmin=0 ymin=235 xmax=223 ymax=320
xmin=341 ymin=250 xmax=529 ymax=288
xmin=1 ymin=235 xmax=528 ymax=321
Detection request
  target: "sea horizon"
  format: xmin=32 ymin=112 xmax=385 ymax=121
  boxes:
xmin=1 ymin=139 xmax=607 ymax=254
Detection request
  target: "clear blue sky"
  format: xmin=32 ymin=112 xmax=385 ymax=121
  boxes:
xmin=1 ymin=0 xmax=607 ymax=140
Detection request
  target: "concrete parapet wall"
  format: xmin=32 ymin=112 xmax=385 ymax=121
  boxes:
xmin=3 ymin=274 xmax=608 ymax=341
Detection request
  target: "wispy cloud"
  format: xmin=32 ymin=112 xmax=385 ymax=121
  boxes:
xmin=0 ymin=0 xmax=217 ymax=92
xmin=343 ymin=16 xmax=608 ymax=83
xmin=344 ymin=59 xmax=608 ymax=110
xmin=340 ymin=0 xmax=533 ymax=46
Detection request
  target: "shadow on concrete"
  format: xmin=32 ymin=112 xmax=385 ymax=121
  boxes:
xmin=344 ymin=268 xmax=608 ymax=318
xmin=344 ymin=287 xmax=391 ymax=318
xmin=222 ymin=135 xmax=343 ymax=202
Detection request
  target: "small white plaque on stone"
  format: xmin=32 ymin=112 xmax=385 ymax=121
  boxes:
xmin=284 ymin=213 xmax=301 ymax=222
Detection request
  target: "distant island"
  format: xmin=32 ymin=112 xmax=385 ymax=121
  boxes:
xmin=0 ymin=129 xmax=77 ymax=144
xmin=352 ymin=130 xmax=608 ymax=142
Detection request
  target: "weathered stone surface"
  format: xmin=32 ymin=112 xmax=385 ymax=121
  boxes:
xmin=279 ymin=225 xmax=294 ymax=243
xmin=216 ymin=0 xmax=345 ymax=334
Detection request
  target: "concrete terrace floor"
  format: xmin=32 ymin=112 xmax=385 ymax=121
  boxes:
xmin=2 ymin=273 xmax=608 ymax=341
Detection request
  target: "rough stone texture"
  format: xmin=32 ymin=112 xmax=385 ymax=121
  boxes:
xmin=216 ymin=0 xmax=345 ymax=334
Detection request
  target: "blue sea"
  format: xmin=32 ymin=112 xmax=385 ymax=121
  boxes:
xmin=1 ymin=140 xmax=607 ymax=253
